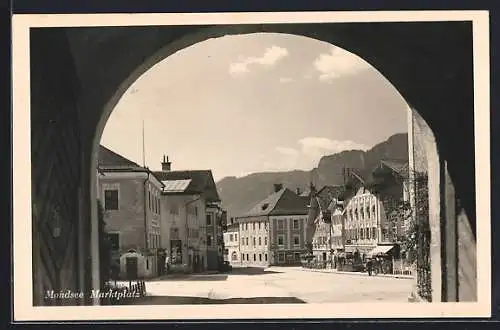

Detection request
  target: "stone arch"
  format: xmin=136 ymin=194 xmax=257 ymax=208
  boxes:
xmin=30 ymin=22 xmax=477 ymax=304
xmin=88 ymin=26 xmax=462 ymax=302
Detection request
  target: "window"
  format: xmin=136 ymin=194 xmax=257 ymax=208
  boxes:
xmin=245 ymin=223 xmax=248 ymax=230
xmin=235 ymin=234 xmax=238 ymax=241
xmin=265 ymin=237 xmax=268 ymax=245
xmin=246 ymin=237 xmax=248 ymax=245
xmin=265 ymin=254 xmax=268 ymax=261
xmin=107 ymin=233 xmax=120 ymax=250
xmin=207 ymin=235 xmax=213 ymax=246
xmin=148 ymin=191 xmax=151 ymax=210
xmin=253 ymin=237 xmax=256 ymax=246
xmin=194 ymin=206 xmax=198 ymax=216
xmin=278 ymin=235 xmax=284 ymax=246
xmin=232 ymin=252 xmax=238 ymax=261
xmin=253 ymin=254 xmax=256 ymax=261
xmin=170 ymin=203 xmax=179 ymax=215
xmin=246 ymin=254 xmax=249 ymax=261
xmin=259 ymin=254 xmax=262 ymax=261
xmin=277 ymin=219 xmax=284 ymax=230
xmin=258 ymin=237 xmax=262 ymax=245
xmin=207 ymin=214 xmax=212 ymax=226
xmin=258 ymin=222 xmax=261 ymax=230
xmin=146 ymin=259 xmax=149 ymax=269
xmin=241 ymin=238 xmax=245 ymax=245
xmin=293 ymin=235 xmax=300 ymax=245
xmin=265 ymin=222 xmax=268 ymax=230
xmin=293 ymin=219 xmax=299 ymax=229
xmin=104 ymin=189 xmax=119 ymax=210
xmin=278 ymin=253 xmax=285 ymax=262
xmin=229 ymin=234 xmax=234 ymax=242
xmin=170 ymin=227 xmax=180 ymax=240
xmin=241 ymin=253 xmax=244 ymax=260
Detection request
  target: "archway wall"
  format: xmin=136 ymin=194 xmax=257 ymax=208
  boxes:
xmin=30 ymin=28 xmax=88 ymax=305
xmin=27 ymin=23 xmax=478 ymax=304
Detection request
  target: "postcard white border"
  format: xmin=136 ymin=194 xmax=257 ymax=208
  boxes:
xmin=12 ymin=10 xmax=491 ymax=321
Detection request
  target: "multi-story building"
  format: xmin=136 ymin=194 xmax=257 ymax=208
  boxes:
xmin=329 ymin=200 xmax=345 ymax=252
xmin=342 ymin=159 xmax=409 ymax=258
xmin=236 ymin=184 xmax=309 ymax=267
xmin=206 ymin=203 xmax=226 ymax=270
xmin=223 ymin=223 xmax=240 ymax=263
xmin=154 ymin=156 xmax=224 ymax=272
xmin=343 ymin=186 xmax=383 ymax=256
xmin=309 ymin=185 xmax=344 ymax=263
xmin=97 ymin=145 xmax=164 ymax=279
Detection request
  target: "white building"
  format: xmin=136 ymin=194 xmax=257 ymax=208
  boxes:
xmin=223 ymin=223 xmax=240 ymax=264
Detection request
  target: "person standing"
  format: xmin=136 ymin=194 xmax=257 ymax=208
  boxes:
xmin=366 ymin=258 xmax=373 ymax=276
xmin=165 ymin=255 xmax=170 ymax=275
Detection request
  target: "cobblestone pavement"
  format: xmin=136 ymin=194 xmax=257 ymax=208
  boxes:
xmin=129 ymin=266 xmax=414 ymax=304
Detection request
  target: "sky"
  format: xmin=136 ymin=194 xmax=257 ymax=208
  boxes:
xmin=100 ymin=33 xmax=409 ymax=182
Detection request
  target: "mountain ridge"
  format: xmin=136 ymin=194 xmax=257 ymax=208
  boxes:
xmin=217 ymin=132 xmax=408 ymax=218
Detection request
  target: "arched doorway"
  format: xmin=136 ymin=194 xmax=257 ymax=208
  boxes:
xmin=26 ymin=20 xmax=479 ymax=306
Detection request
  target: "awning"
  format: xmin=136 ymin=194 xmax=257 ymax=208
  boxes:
xmin=368 ymin=245 xmax=395 ymax=256
xmin=345 ymin=245 xmax=375 ymax=254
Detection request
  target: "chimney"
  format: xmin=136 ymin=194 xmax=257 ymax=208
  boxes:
xmin=296 ymin=187 xmax=301 ymax=195
xmin=161 ymin=155 xmax=171 ymax=172
xmin=274 ymin=183 xmax=283 ymax=193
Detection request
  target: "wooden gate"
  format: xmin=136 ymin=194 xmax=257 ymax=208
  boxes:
xmin=31 ymin=29 xmax=83 ymax=306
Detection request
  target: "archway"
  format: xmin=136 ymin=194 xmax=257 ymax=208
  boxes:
xmin=29 ymin=21 xmax=477 ymax=306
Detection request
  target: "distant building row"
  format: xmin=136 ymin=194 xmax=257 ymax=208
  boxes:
xmin=97 ymin=147 xmax=226 ymax=279
xmin=223 ymin=159 xmax=410 ymax=267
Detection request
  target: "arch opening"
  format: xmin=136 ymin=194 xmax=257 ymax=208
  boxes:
xmin=90 ymin=30 xmax=470 ymax=304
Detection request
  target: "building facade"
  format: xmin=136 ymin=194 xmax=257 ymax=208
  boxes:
xmin=308 ymin=185 xmax=345 ymax=263
xmin=97 ymin=145 xmax=164 ymax=279
xmin=343 ymin=186 xmax=384 ymax=256
xmin=223 ymin=223 xmax=240 ymax=263
xmin=236 ymin=184 xmax=309 ymax=267
xmin=342 ymin=160 xmax=409 ymax=258
xmin=154 ymin=156 xmax=224 ymax=272
xmin=329 ymin=203 xmax=345 ymax=251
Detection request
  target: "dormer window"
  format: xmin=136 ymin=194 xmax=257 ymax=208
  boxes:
xmin=261 ymin=203 xmax=269 ymax=211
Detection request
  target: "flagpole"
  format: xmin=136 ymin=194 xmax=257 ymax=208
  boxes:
xmin=142 ymin=118 xmax=146 ymax=167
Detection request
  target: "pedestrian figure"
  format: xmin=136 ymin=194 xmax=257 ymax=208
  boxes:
xmin=366 ymin=258 xmax=373 ymax=276
xmin=165 ymin=255 xmax=170 ymax=275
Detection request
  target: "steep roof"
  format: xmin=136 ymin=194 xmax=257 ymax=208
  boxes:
xmin=226 ymin=223 xmax=239 ymax=232
xmin=316 ymin=185 xmax=345 ymax=212
xmin=239 ymin=188 xmax=309 ymax=218
xmin=98 ymin=145 xmax=141 ymax=168
xmin=379 ymin=159 xmax=409 ymax=177
xmin=154 ymin=170 xmax=220 ymax=202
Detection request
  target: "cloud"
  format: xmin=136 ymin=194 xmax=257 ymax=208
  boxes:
xmin=279 ymin=77 xmax=294 ymax=84
xmin=263 ymin=138 xmax=369 ymax=172
xmin=299 ymin=137 xmax=369 ymax=157
xmin=275 ymin=146 xmax=299 ymax=156
xmin=229 ymin=46 xmax=289 ymax=76
xmin=313 ymin=47 xmax=370 ymax=81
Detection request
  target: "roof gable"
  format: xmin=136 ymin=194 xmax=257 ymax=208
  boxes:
xmin=240 ymin=188 xmax=308 ymax=218
xmin=316 ymin=185 xmax=344 ymax=211
xmin=154 ymin=170 xmax=220 ymax=202
xmin=378 ymin=159 xmax=409 ymax=177
xmin=98 ymin=145 xmax=141 ymax=168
